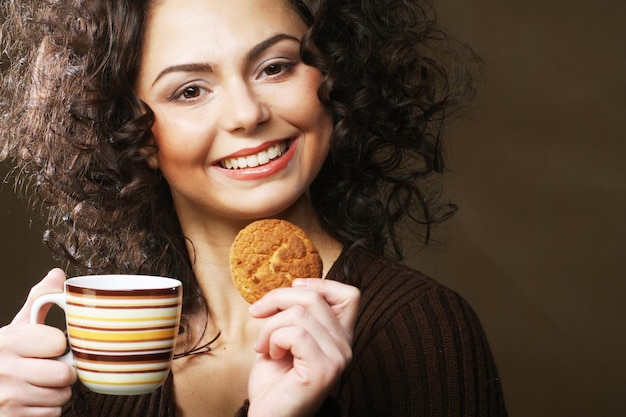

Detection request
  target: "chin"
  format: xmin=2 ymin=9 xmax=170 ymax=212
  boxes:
xmin=227 ymin=193 xmax=310 ymax=222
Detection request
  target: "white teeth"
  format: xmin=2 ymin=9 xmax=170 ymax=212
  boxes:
xmin=220 ymin=142 xmax=287 ymax=170
xmin=246 ymin=155 xmax=259 ymax=167
xmin=257 ymin=150 xmax=269 ymax=165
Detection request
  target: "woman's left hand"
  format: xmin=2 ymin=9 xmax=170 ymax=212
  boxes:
xmin=247 ymin=278 xmax=360 ymax=417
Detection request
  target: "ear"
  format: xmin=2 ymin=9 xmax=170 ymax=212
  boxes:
xmin=146 ymin=150 xmax=160 ymax=170
xmin=141 ymin=137 xmax=160 ymax=170
xmin=136 ymin=98 xmax=159 ymax=169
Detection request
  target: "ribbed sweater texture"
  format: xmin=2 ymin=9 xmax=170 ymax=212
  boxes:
xmin=63 ymin=246 xmax=507 ymax=416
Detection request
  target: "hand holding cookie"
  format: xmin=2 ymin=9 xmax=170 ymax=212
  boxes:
xmin=231 ymin=219 xmax=360 ymax=417
xmin=247 ymin=275 xmax=360 ymax=417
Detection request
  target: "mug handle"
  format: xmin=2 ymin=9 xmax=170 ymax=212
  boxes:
xmin=29 ymin=293 xmax=74 ymax=365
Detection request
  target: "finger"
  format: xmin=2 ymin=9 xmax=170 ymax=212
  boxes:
xmin=11 ymin=269 xmax=67 ymax=326
xmin=267 ymin=326 xmax=315 ymax=361
xmin=265 ymin=326 xmax=345 ymax=384
xmin=1 ymin=323 xmax=69 ymax=359
xmin=22 ymin=408 xmax=64 ymax=417
xmin=0 ymin=349 xmax=75 ymax=388
xmin=19 ymin=357 xmax=77 ymax=388
xmin=0 ymin=378 xmax=73 ymax=408
xmin=0 ymin=403 xmax=64 ymax=417
xmin=293 ymin=278 xmax=360 ymax=335
xmin=254 ymin=304 xmax=349 ymax=361
xmin=251 ymin=288 xmax=346 ymax=348
xmin=250 ymin=280 xmax=360 ymax=339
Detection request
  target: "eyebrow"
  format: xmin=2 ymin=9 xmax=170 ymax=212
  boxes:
xmin=151 ymin=33 xmax=300 ymax=86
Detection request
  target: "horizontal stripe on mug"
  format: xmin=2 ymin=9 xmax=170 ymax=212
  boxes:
xmin=69 ymin=338 xmax=175 ymax=346
xmin=70 ymin=339 xmax=175 ymax=351
xmin=77 ymin=374 xmax=168 ymax=386
xmin=66 ymin=312 xmax=179 ymax=322
xmin=68 ymin=323 xmax=176 ymax=332
xmin=67 ymin=292 xmax=180 ymax=301
xmin=69 ymin=336 xmax=175 ymax=345
xmin=67 ymin=302 xmax=181 ymax=310
xmin=68 ymin=324 xmax=177 ymax=332
xmin=67 ymin=320 xmax=179 ymax=330
xmin=67 ymin=323 xmax=179 ymax=331
xmin=67 ymin=294 xmax=180 ymax=302
xmin=73 ymin=350 xmax=173 ymax=362
xmin=67 ymin=286 xmax=179 ymax=297
xmin=68 ymin=328 xmax=177 ymax=342
xmin=66 ymin=314 xmax=178 ymax=324
xmin=71 ymin=347 xmax=173 ymax=356
xmin=76 ymin=364 xmax=170 ymax=374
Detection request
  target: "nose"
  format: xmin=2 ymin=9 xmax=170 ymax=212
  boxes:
xmin=220 ymin=81 xmax=270 ymax=133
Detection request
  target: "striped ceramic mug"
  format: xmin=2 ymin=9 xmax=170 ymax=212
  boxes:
xmin=30 ymin=275 xmax=182 ymax=395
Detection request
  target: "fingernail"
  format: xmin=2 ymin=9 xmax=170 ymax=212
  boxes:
xmin=292 ymin=278 xmax=309 ymax=288
xmin=249 ymin=299 xmax=262 ymax=313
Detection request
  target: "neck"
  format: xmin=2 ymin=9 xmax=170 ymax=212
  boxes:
xmin=176 ymin=195 xmax=343 ymax=338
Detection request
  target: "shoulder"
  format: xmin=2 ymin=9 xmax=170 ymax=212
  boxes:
xmin=328 ymin=247 xmax=507 ymax=416
xmin=330 ymin=245 xmax=485 ymax=356
xmin=330 ymin=246 xmax=476 ymax=337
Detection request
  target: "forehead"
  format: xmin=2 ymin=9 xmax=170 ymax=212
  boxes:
xmin=140 ymin=0 xmax=304 ymax=68
xmin=144 ymin=0 xmax=301 ymax=40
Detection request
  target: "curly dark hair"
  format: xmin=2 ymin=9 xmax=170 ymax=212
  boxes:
xmin=298 ymin=0 xmax=479 ymax=255
xmin=0 ymin=0 xmax=478 ymax=336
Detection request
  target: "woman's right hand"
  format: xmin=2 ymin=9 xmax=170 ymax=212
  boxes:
xmin=0 ymin=268 xmax=77 ymax=417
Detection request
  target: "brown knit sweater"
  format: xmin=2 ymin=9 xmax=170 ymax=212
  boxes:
xmin=62 ymin=246 xmax=507 ymax=416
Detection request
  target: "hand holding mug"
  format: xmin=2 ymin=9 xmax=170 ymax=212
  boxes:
xmin=0 ymin=269 xmax=76 ymax=417
xmin=29 ymin=273 xmax=183 ymax=396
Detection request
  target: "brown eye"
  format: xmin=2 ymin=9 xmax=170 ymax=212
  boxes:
xmin=262 ymin=61 xmax=296 ymax=77
xmin=264 ymin=64 xmax=283 ymax=76
xmin=182 ymin=86 xmax=201 ymax=99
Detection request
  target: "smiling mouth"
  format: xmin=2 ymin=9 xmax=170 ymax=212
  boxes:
xmin=219 ymin=141 xmax=289 ymax=170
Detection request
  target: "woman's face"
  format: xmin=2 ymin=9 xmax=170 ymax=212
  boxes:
xmin=135 ymin=0 xmax=332 ymax=224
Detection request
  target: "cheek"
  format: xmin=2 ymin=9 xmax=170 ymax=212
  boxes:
xmin=318 ymin=113 xmax=334 ymax=162
xmin=152 ymin=108 xmax=213 ymax=160
xmin=282 ymin=83 xmax=333 ymax=137
xmin=150 ymin=115 xmax=209 ymax=171
xmin=281 ymin=67 xmax=330 ymax=123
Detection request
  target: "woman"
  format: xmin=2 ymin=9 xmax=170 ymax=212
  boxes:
xmin=0 ymin=0 xmax=506 ymax=416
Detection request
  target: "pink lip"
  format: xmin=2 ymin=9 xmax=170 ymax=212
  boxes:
xmin=214 ymin=139 xmax=297 ymax=180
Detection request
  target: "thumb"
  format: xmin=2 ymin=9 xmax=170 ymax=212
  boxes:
xmin=11 ymin=268 xmax=67 ymax=326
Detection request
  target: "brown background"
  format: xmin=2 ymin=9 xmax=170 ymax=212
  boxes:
xmin=1 ymin=0 xmax=625 ymax=416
